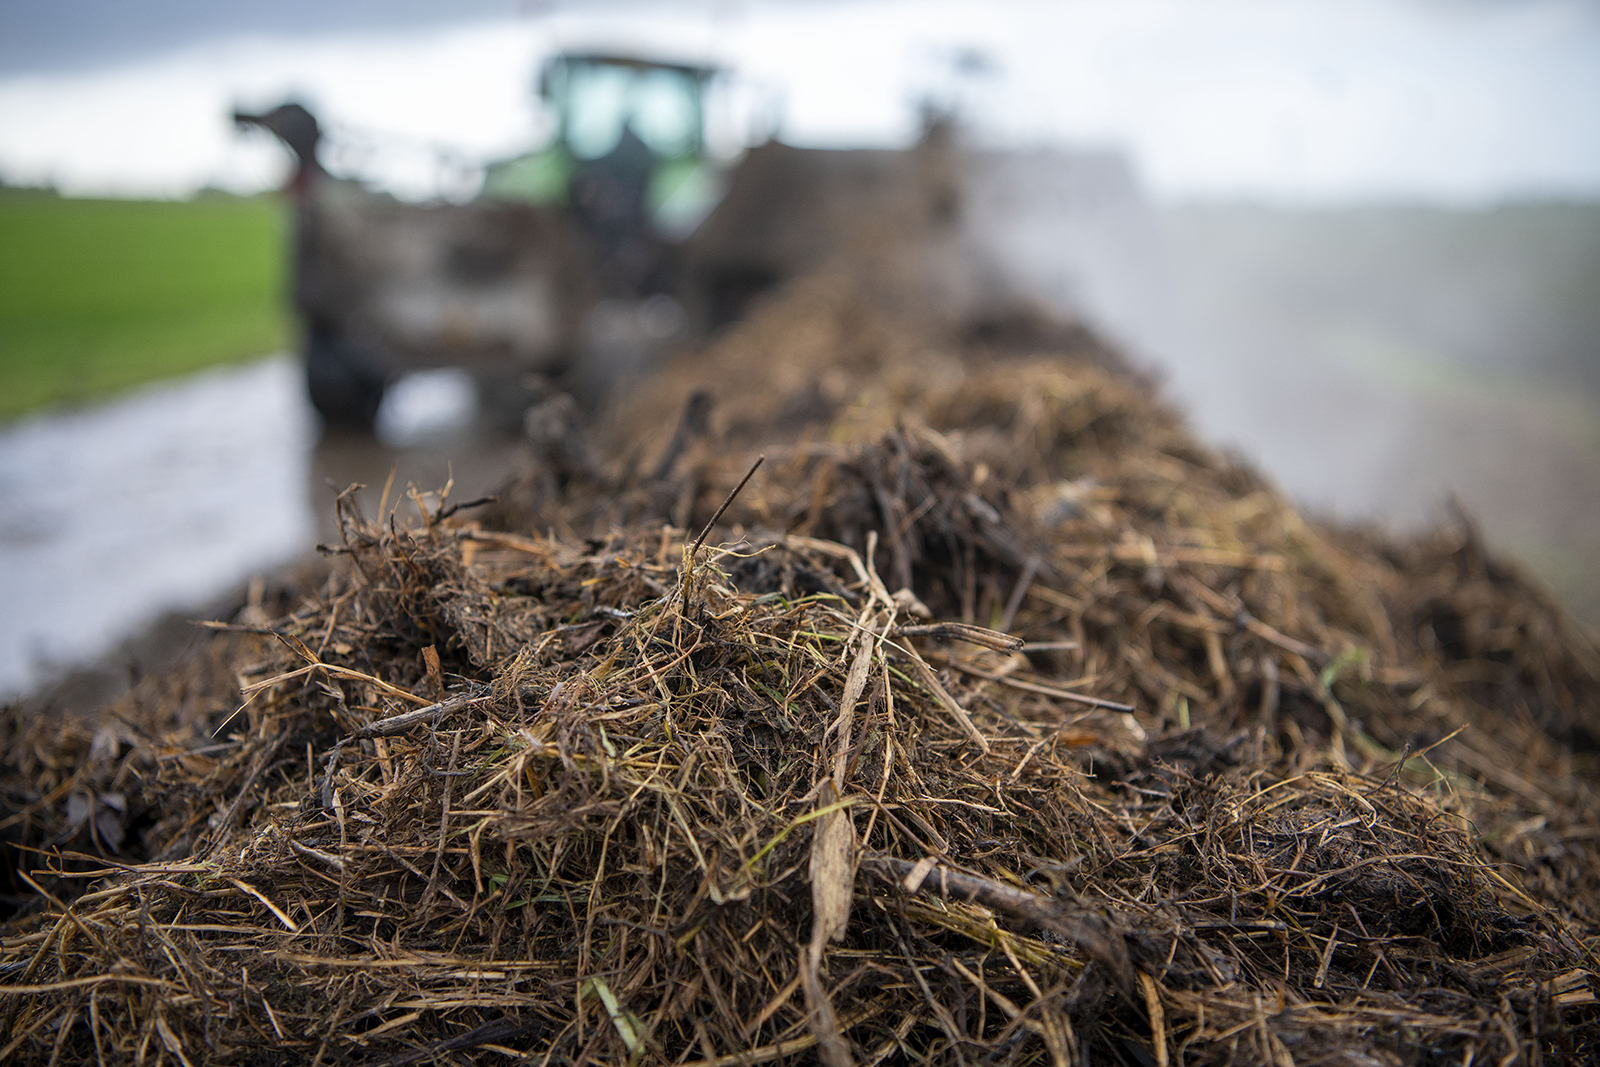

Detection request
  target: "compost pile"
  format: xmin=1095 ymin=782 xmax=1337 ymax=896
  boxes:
xmin=5 ymin=275 xmax=1600 ymax=1066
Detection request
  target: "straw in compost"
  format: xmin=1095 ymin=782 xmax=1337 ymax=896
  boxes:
xmin=3 ymin=273 xmax=1599 ymax=1066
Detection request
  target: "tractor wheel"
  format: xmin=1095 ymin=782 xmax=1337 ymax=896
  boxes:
xmin=305 ymin=333 xmax=387 ymax=431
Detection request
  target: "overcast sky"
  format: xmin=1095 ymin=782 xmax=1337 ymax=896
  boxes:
xmin=1 ymin=0 xmax=1597 ymax=203
xmin=0 ymin=0 xmax=520 ymax=75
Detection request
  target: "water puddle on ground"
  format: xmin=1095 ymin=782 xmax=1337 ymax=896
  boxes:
xmin=0 ymin=357 xmax=525 ymax=700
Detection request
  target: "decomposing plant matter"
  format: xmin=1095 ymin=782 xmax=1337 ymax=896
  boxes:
xmin=3 ymin=274 xmax=1599 ymax=1065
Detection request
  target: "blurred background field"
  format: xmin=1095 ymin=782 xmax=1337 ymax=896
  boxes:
xmin=0 ymin=189 xmax=286 ymax=418
xmin=1159 ymin=199 xmax=1600 ymax=624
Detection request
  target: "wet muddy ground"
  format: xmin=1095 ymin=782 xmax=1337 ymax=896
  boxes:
xmin=0 ymin=357 xmax=524 ymax=701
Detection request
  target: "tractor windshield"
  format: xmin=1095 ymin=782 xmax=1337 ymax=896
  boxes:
xmin=555 ymin=58 xmax=704 ymax=162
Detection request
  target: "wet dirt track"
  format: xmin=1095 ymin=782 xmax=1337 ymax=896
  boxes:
xmin=0 ymin=357 xmax=525 ymax=701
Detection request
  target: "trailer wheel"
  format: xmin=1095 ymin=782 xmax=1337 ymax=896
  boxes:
xmin=304 ymin=333 xmax=387 ymax=430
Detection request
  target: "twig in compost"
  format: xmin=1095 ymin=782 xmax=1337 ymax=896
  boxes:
xmin=226 ymin=878 xmax=298 ymax=932
xmin=691 ymin=454 xmax=766 ymax=560
xmin=894 ymin=622 xmax=1023 ymax=652
xmin=434 ymin=495 xmax=498 ymax=522
xmin=1137 ymin=971 xmax=1169 ymax=1067
xmin=318 ymin=739 xmax=342 ymax=810
xmin=804 ymin=778 xmax=857 ymax=1067
xmin=867 ymin=854 xmax=1133 ymax=990
xmin=925 ymin=653 xmax=1133 ymax=712
xmin=352 ymin=690 xmax=490 ymax=739
xmin=1237 ymin=612 xmax=1325 ymax=664
xmin=420 ymin=729 xmax=463 ymax=910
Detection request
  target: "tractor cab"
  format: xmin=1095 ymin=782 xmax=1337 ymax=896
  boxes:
xmin=483 ymin=53 xmax=722 ymax=257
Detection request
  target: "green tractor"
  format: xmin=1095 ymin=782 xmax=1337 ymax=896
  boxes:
xmin=236 ymin=52 xmax=725 ymax=428
xmin=484 ymin=52 xmax=723 ymax=249
xmin=238 ymin=50 xmax=1117 ymax=430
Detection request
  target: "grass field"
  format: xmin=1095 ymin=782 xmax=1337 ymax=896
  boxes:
xmin=0 ymin=191 xmax=290 ymax=420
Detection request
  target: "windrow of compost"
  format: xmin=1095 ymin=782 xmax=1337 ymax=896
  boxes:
xmin=4 ymin=272 xmax=1600 ymax=1066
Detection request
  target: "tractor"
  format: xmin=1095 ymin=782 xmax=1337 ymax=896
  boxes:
xmin=237 ymin=50 xmax=1162 ymax=429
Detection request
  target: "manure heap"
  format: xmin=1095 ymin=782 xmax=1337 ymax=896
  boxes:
xmin=5 ymin=274 xmax=1600 ymax=1066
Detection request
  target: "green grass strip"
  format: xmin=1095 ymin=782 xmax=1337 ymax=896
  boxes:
xmin=0 ymin=191 xmax=291 ymax=420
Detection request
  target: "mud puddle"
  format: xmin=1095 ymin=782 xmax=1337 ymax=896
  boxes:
xmin=0 ymin=357 xmax=525 ymax=701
